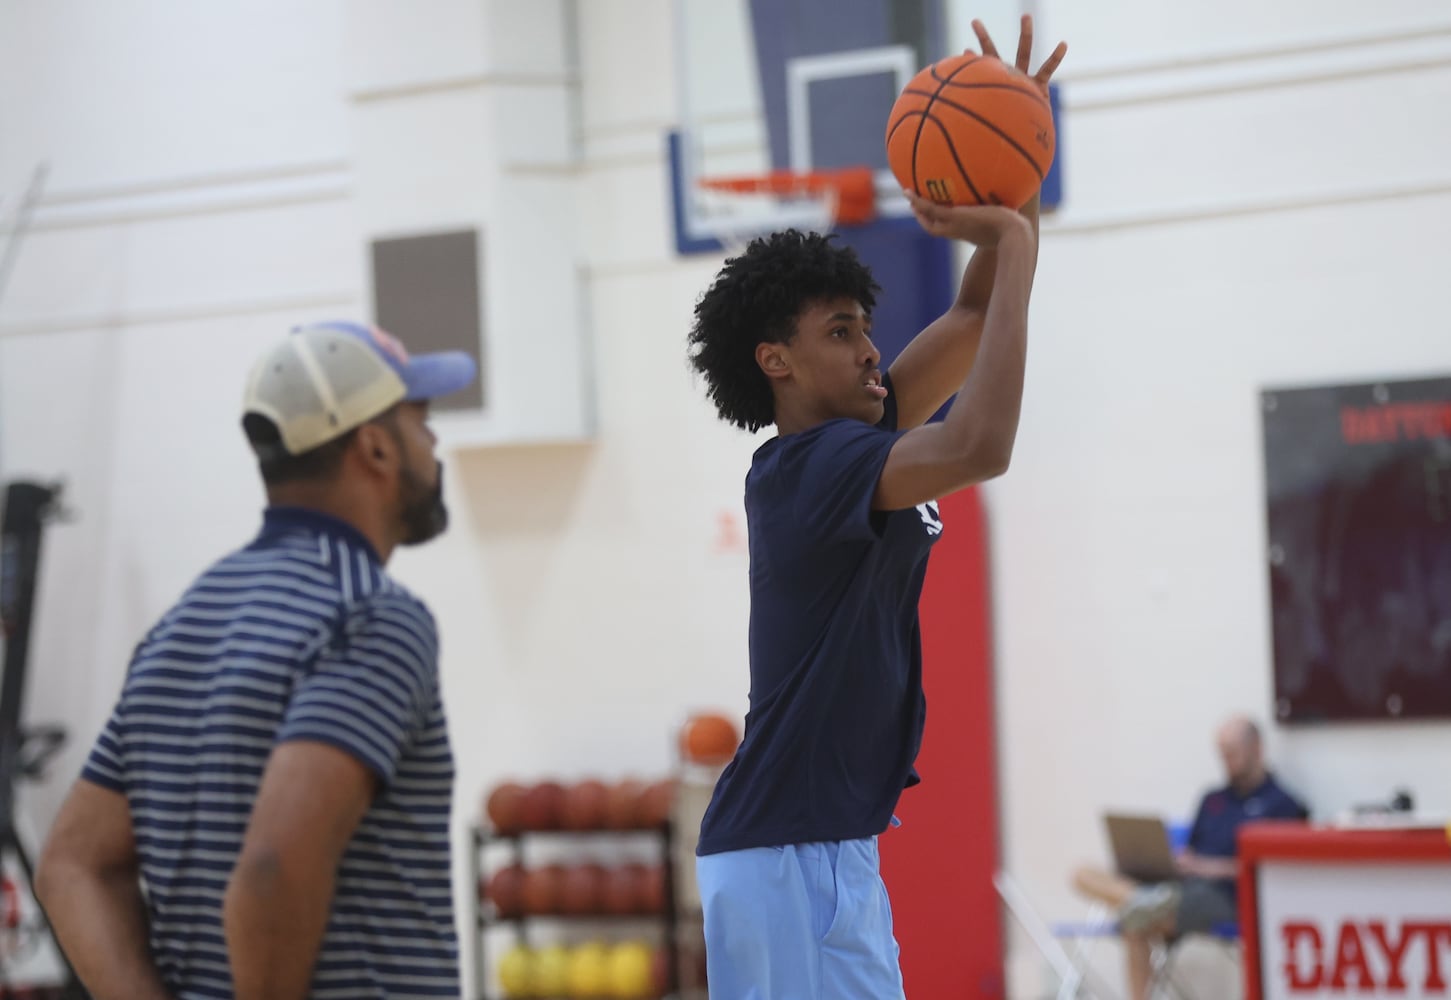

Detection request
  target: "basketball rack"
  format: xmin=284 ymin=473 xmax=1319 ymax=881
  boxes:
xmin=0 ymin=482 xmax=86 ymax=997
xmin=694 ymin=166 xmax=877 ymax=255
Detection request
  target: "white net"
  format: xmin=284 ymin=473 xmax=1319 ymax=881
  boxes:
xmin=695 ymin=183 xmax=839 ymax=257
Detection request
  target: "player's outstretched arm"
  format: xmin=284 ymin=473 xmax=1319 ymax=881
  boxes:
xmin=873 ymin=202 xmax=1036 ymax=511
xmin=886 ymin=15 xmax=1065 ymax=430
xmin=886 ymin=193 xmax=1040 ymax=431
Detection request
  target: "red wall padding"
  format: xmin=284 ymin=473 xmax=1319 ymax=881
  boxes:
xmin=880 ymin=486 xmax=1004 ymax=997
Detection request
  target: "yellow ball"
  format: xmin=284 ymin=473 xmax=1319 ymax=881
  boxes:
xmin=498 ymin=944 xmax=533 ymax=998
xmin=568 ymin=941 xmax=611 ymax=998
xmin=532 ymin=944 xmax=570 ymax=996
xmin=608 ymin=940 xmax=655 ymax=999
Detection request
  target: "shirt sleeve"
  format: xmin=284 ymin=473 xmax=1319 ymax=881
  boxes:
xmin=791 ymin=419 xmax=905 ymax=546
xmin=278 ymin=592 xmax=439 ymax=786
xmin=80 ymin=708 xmax=126 ymax=794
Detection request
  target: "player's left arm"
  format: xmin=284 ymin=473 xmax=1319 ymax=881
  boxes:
xmin=887 ymin=15 xmax=1066 ymax=430
xmin=36 ymin=779 xmax=176 ymax=1000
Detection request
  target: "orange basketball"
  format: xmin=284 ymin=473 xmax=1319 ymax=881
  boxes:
xmin=560 ymin=779 xmax=610 ymax=830
xmin=679 ymin=713 xmax=740 ymax=766
xmin=521 ymin=863 xmax=566 ymax=915
xmin=485 ymin=782 xmax=527 ymax=835
xmin=484 ymin=863 xmax=527 ymax=917
xmin=602 ymin=863 xmax=649 ymax=915
xmin=886 ymin=53 xmax=1055 ymax=210
xmin=637 ymin=862 xmax=667 ymax=914
xmin=519 ymin=781 xmax=565 ymax=831
xmin=651 ymin=946 xmax=672 ymax=996
xmin=604 ymin=778 xmax=645 ymax=830
xmin=636 ymin=778 xmax=677 ymax=829
xmin=559 ymin=862 xmax=607 ymax=915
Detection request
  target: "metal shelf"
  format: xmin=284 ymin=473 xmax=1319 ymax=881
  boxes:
xmin=469 ymin=823 xmax=684 ymax=1000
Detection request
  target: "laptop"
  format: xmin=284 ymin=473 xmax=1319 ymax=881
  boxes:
xmin=1103 ymin=813 xmax=1180 ymax=883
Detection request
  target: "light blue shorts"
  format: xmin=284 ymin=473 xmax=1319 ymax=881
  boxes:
xmin=697 ymin=836 xmax=905 ymax=1000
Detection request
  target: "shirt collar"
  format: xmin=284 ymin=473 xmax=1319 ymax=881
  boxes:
xmin=259 ymin=505 xmax=382 ymax=564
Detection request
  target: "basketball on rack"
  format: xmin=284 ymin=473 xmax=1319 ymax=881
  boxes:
xmin=519 ymin=780 xmax=565 ymax=830
xmin=885 ymin=52 xmax=1055 ymax=210
xmin=604 ymin=777 xmax=645 ymax=829
xmin=559 ymin=862 xmax=607 ymax=914
xmin=638 ymin=861 xmax=667 ymax=914
xmin=497 ymin=945 xmax=531 ymax=998
xmin=607 ymin=941 xmax=656 ymax=999
xmin=484 ymin=862 xmax=527 ymax=917
xmin=560 ymin=778 xmax=609 ymax=830
xmin=567 ymin=941 xmax=610 ymax=997
xmin=602 ymin=862 xmax=649 ymax=915
xmin=636 ymin=778 xmax=677 ymax=828
xmin=651 ymin=946 xmax=673 ymax=996
xmin=521 ymin=863 xmax=566 ymax=914
xmin=484 ymin=781 xmax=526 ymax=834
xmin=532 ymin=944 xmax=571 ymax=997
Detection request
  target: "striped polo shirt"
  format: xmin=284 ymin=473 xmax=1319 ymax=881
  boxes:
xmin=82 ymin=506 xmax=458 ymax=999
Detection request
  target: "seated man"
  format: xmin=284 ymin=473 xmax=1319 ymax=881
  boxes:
xmin=1073 ymin=715 xmax=1308 ymax=1000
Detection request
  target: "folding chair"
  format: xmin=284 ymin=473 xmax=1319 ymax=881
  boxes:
xmin=1140 ymin=821 xmax=1244 ymax=999
xmin=1039 ymin=903 xmax=1236 ymax=1000
xmin=1144 ymin=920 xmax=1242 ymax=1000
xmin=995 ymin=822 xmax=1243 ymax=1000
xmin=994 ymin=870 xmax=1116 ymax=1000
xmin=1027 ymin=818 xmax=1207 ymax=998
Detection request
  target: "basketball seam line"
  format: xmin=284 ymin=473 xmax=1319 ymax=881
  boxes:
xmin=934 ymin=58 xmax=1050 ymax=111
xmin=928 ymin=57 xmax=975 ymax=85
xmin=886 ymin=103 xmax=928 ymax=147
xmin=901 ymin=87 xmax=1049 ymax=181
xmin=923 ymin=115 xmax=995 ymax=209
xmin=908 ymin=74 xmax=930 ymax=203
xmin=921 ymin=80 xmax=1052 ymax=111
xmin=923 ymin=58 xmax=985 ymax=204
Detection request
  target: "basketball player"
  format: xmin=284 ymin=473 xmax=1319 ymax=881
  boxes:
xmin=35 ymin=322 xmax=475 ymax=999
xmin=687 ymin=17 xmax=1065 ymax=999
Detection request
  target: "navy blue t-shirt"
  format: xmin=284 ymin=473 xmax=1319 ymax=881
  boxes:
xmin=1188 ymin=772 xmax=1306 ymax=897
xmin=697 ymin=380 xmax=942 ymax=855
xmin=1189 ymin=772 xmax=1307 ymax=858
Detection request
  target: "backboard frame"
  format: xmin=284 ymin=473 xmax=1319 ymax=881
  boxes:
xmin=669 ymin=0 xmax=925 ymax=254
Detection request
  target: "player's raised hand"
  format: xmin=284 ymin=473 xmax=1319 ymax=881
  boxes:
xmin=905 ymin=192 xmax=1034 ymax=247
xmin=971 ymin=14 xmax=1067 ymax=97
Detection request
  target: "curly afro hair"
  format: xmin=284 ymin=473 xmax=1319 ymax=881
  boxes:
xmin=687 ymin=229 xmax=879 ymax=432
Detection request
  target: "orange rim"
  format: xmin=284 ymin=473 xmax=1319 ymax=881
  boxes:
xmin=698 ymin=166 xmax=876 ymax=226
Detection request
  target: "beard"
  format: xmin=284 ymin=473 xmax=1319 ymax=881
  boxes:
xmin=399 ymin=460 xmax=448 ymax=546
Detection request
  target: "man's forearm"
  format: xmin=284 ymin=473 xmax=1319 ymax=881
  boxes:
xmin=1204 ymin=856 xmax=1239 ymax=880
xmin=224 ymin=851 xmax=335 ymax=1000
xmin=938 ymin=221 xmax=1036 ymax=462
xmin=38 ymin=863 xmax=173 ymax=1000
xmin=1180 ymin=850 xmax=1238 ymax=880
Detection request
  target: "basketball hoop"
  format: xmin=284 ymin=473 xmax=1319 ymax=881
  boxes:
xmin=696 ymin=166 xmax=876 ymax=256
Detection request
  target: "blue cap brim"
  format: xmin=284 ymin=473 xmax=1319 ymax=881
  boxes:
xmin=401 ymin=351 xmax=478 ymax=402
